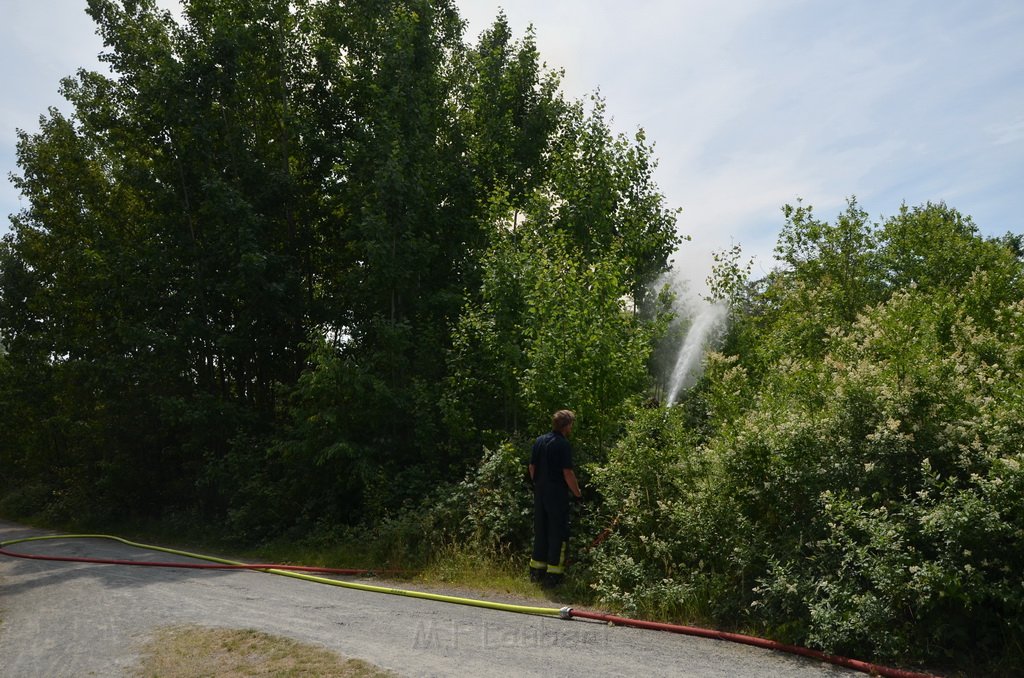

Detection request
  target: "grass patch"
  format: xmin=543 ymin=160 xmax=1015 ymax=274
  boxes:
xmin=416 ymin=542 xmax=598 ymax=606
xmin=418 ymin=543 xmax=538 ymax=598
xmin=241 ymin=531 xmax=415 ymax=576
xmin=134 ymin=626 xmax=395 ymax=678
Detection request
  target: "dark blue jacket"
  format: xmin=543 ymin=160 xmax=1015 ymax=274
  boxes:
xmin=531 ymin=431 xmax=573 ymax=494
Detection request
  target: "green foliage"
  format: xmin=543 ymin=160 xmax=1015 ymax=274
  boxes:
xmin=588 ymin=201 xmax=1024 ymax=672
xmin=736 ymin=291 xmax=1024 ymax=662
xmin=749 ymin=198 xmax=885 ymax=366
xmin=535 ymin=95 xmax=682 ymax=313
xmin=4 ymin=1 xmax=1021 ymax=671
xmin=446 ymin=226 xmax=665 ymax=462
xmin=444 ymin=441 xmax=535 ymax=553
xmin=443 ymin=92 xmax=679 ymax=460
xmin=518 ymin=237 xmax=657 ymax=458
xmin=706 ymin=243 xmax=754 ymax=312
xmin=1 ymin=1 xmax=673 ymax=537
xmin=585 ymin=406 xmax=730 ymax=619
xmin=462 ymin=13 xmax=564 ymax=208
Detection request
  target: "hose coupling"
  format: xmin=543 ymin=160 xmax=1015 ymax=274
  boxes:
xmin=559 ymin=606 xmax=573 ymax=620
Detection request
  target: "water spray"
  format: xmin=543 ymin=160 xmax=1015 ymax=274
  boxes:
xmin=665 ymin=299 xmax=729 ymax=405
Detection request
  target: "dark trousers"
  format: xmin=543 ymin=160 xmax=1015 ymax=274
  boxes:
xmin=531 ymin=490 xmax=569 ymax=574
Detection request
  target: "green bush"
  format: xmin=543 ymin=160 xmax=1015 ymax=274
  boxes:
xmin=584 ymin=404 xmax=747 ymax=621
xmin=430 ymin=441 xmax=535 ymax=554
xmin=587 ymin=288 xmax=1024 ymax=670
xmin=0 ymin=484 xmax=55 ymax=521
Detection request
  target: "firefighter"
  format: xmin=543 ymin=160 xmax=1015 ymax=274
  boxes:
xmin=528 ymin=409 xmax=583 ymax=588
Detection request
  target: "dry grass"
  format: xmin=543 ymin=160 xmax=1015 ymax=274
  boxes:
xmin=134 ymin=626 xmax=396 ymax=678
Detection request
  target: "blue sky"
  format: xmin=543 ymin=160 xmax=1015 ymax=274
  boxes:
xmin=2 ymin=1 xmax=1022 ymax=285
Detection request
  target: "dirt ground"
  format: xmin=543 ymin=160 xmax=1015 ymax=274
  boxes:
xmin=0 ymin=520 xmax=859 ymax=677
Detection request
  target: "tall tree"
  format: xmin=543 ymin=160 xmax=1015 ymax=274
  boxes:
xmin=2 ymin=0 xmax=318 ymax=517
xmin=444 ymin=94 xmax=680 ymax=459
xmin=1 ymin=1 xmax=682 ymax=530
xmin=537 ymin=96 xmax=680 ymax=312
xmin=462 ymin=13 xmax=563 ymax=211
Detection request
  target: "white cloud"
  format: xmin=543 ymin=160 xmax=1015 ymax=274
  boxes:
xmin=456 ymin=0 xmax=1024 ymax=286
xmin=990 ymin=117 xmax=1024 ymax=147
xmin=3 ymin=0 xmax=1022 ymax=255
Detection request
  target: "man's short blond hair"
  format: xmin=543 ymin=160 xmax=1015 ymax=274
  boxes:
xmin=552 ymin=409 xmax=576 ymax=432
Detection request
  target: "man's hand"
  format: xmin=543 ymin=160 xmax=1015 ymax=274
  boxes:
xmin=563 ymin=468 xmax=582 ymax=498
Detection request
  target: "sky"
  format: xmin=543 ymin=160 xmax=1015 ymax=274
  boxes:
xmin=2 ymin=1 xmax=1022 ymax=286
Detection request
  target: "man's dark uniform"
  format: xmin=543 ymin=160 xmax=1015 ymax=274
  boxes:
xmin=530 ymin=430 xmax=573 ymax=583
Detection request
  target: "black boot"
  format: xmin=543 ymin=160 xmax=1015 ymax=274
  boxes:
xmin=529 ymin=567 xmax=546 ymax=583
xmin=541 ymin=572 xmax=563 ymax=589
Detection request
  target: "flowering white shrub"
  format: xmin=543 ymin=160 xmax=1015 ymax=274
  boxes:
xmin=585 ymin=203 xmax=1024 ymax=671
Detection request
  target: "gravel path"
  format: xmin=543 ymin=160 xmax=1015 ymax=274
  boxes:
xmin=0 ymin=520 xmax=858 ymax=677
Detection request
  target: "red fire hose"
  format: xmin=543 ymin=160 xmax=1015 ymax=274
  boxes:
xmin=1 ymin=533 xmax=937 ymax=678
xmin=561 ymin=608 xmax=935 ymax=678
